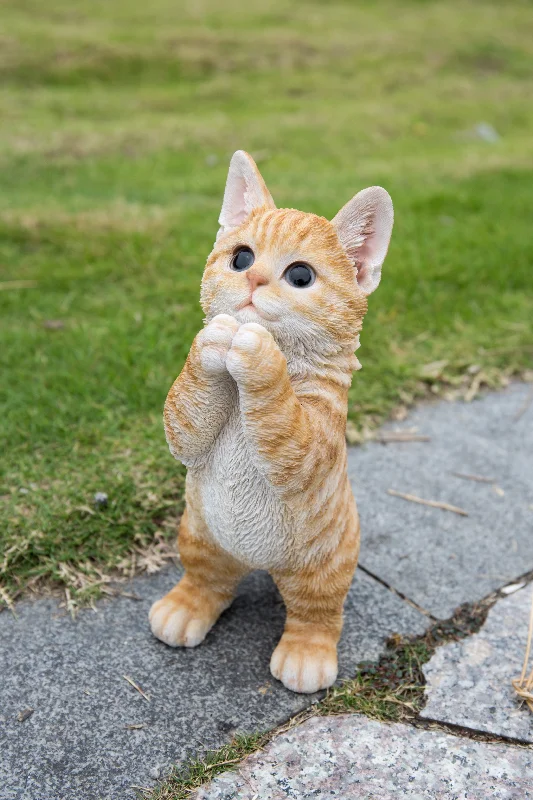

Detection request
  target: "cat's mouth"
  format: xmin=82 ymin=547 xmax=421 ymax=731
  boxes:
xmin=237 ymin=298 xmax=263 ymax=316
xmin=235 ymin=296 xmax=277 ymax=322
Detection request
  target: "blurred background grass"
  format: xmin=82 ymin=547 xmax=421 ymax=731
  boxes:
xmin=1 ymin=0 xmax=532 ymax=606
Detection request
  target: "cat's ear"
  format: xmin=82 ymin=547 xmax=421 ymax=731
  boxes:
xmin=332 ymin=187 xmax=393 ymax=295
xmin=217 ymin=151 xmax=275 ymax=239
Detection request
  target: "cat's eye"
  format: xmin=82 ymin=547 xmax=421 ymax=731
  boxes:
xmin=231 ymin=247 xmax=255 ymax=271
xmin=284 ymin=262 xmax=315 ymax=288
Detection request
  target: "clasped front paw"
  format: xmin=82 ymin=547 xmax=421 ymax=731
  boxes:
xmin=226 ymin=322 xmax=279 ymax=385
xmin=197 ymin=314 xmax=240 ymax=375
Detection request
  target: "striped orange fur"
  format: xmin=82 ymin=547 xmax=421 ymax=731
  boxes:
xmin=150 ymin=151 xmax=393 ymax=693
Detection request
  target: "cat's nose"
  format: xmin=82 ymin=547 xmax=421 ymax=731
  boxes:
xmin=246 ymin=271 xmax=268 ymax=293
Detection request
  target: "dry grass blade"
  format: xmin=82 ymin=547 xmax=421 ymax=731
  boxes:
xmin=513 ymin=684 xmax=533 ymax=713
xmin=0 ymin=280 xmax=38 ymax=291
xmin=64 ymin=587 xmax=78 ymax=619
xmin=118 ymin=591 xmax=142 ymax=601
xmin=0 ymin=585 xmax=17 ymax=616
xmin=387 ymin=489 xmax=468 ymax=516
xmin=518 ymin=588 xmax=533 ymax=686
xmin=204 ymin=758 xmax=242 ymax=770
xmin=123 ymin=674 xmax=151 ymax=702
xmin=375 ymin=432 xmax=430 ymax=443
xmin=513 ymin=386 xmax=533 ymax=422
xmin=452 ymin=471 xmax=496 ymax=484
xmin=512 ymin=588 xmax=533 ymax=713
xmin=465 ymin=373 xmax=483 ymax=402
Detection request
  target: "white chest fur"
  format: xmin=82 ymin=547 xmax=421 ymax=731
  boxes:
xmin=192 ymin=404 xmax=292 ymax=570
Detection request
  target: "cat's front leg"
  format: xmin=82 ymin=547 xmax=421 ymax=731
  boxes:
xmin=226 ymin=322 xmax=329 ymax=493
xmin=164 ymin=314 xmax=239 ymax=465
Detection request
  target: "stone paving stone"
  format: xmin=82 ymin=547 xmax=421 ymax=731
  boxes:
xmin=421 ymin=584 xmax=533 ymax=742
xmin=0 ymin=566 xmax=426 ymax=800
xmin=195 ymin=714 xmax=533 ymax=799
xmin=347 ymin=383 xmax=533 ymax=619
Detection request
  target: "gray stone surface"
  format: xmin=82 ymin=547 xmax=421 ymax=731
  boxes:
xmin=194 ymin=714 xmax=533 ymax=799
xmin=3 ymin=384 xmax=533 ymax=799
xmin=421 ymin=584 xmax=533 ymax=742
xmin=0 ymin=567 xmax=426 ymax=800
xmin=348 ymin=383 xmax=533 ymax=618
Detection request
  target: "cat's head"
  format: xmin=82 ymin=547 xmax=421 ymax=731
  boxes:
xmin=201 ymin=151 xmax=393 ymax=371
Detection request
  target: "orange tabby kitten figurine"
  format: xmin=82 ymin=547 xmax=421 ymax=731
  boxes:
xmin=149 ymin=151 xmax=393 ymax=693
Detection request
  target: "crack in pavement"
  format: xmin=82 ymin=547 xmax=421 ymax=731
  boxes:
xmin=411 ymin=717 xmax=533 ymax=748
xmin=357 ymin=563 xmax=438 ymax=620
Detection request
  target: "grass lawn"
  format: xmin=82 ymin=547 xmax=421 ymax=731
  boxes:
xmin=1 ymin=0 xmax=533 ymax=608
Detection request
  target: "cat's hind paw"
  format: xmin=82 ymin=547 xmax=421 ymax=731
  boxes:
xmin=270 ymin=638 xmax=338 ymax=694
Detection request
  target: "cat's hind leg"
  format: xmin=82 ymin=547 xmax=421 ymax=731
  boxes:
xmin=270 ymin=525 xmax=359 ymax=693
xmin=149 ymin=508 xmax=247 ymax=648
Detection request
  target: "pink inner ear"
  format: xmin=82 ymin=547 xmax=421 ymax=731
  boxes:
xmin=355 ymin=260 xmax=369 ymax=288
xmin=225 ymin=176 xmax=249 ymax=227
xmin=219 ymin=151 xmax=276 ymax=235
xmin=350 ymin=240 xmax=374 ymax=291
xmin=230 ymin=207 xmax=248 ymax=226
xmin=332 ymin=185 xmax=393 ymax=296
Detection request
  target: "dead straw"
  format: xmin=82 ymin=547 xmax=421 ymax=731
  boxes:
xmin=375 ymin=432 xmax=431 ymax=443
xmin=452 ymin=471 xmax=496 ymax=484
xmin=0 ymin=585 xmax=17 ymax=617
xmin=123 ymin=674 xmax=151 ymax=702
xmin=387 ymin=489 xmax=468 ymax=517
xmin=514 ymin=387 xmax=533 ymax=422
xmin=205 ymin=758 xmax=242 ymax=770
xmin=512 ymin=588 xmax=533 ymax=713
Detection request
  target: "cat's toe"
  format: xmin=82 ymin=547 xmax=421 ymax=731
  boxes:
xmin=210 ymin=313 xmax=240 ymax=331
xmin=226 ymin=323 xmax=279 ymax=384
xmin=229 ymin=324 xmax=265 ymax=353
xmin=270 ymin=642 xmax=338 ymax=694
xmin=149 ymin=598 xmax=212 ymax=648
xmin=236 ymin=321 xmax=269 ymax=337
xmin=198 ymin=315 xmax=239 ymax=374
xmin=200 ymin=345 xmax=227 ymax=374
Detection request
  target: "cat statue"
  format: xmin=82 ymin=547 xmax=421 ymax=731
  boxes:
xmin=149 ymin=151 xmax=393 ymax=693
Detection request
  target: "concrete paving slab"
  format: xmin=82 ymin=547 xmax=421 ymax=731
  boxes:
xmin=421 ymin=584 xmax=533 ymax=742
xmin=0 ymin=566 xmax=426 ymax=800
xmin=348 ymin=383 xmax=533 ymax=619
xmin=194 ymin=714 xmax=533 ymax=799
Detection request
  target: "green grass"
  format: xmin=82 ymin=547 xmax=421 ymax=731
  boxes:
xmin=1 ymin=0 xmax=533 ymax=605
